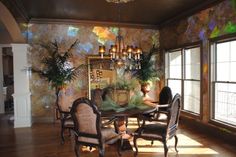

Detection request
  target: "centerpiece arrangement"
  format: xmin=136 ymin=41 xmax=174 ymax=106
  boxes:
xmin=100 ymin=78 xmax=150 ymax=112
xmin=100 ymin=45 xmax=160 ymax=112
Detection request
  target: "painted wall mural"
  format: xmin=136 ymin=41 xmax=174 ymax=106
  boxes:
xmin=160 ymin=0 xmax=236 ymax=122
xmin=28 ymin=24 xmax=159 ymax=120
xmin=161 ymin=0 xmax=236 ymax=48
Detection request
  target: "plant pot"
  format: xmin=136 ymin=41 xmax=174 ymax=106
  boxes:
xmin=112 ymin=89 xmax=130 ymax=106
xmin=140 ymin=82 xmax=151 ymax=97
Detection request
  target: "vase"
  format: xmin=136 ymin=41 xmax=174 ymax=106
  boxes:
xmin=112 ymin=89 xmax=130 ymax=106
xmin=141 ymin=82 xmax=151 ymax=97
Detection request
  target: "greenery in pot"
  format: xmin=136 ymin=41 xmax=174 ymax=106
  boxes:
xmin=131 ymin=45 xmax=160 ymax=96
xmin=109 ymin=77 xmax=139 ymax=90
xmin=31 ymin=39 xmax=84 ymax=107
xmin=132 ymin=45 xmax=159 ymax=83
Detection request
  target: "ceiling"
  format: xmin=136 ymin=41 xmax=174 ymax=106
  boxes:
xmin=1 ymin=0 xmax=223 ymax=28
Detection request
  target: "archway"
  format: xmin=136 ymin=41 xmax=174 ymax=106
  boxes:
xmin=0 ymin=1 xmax=31 ymax=128
xmin=0 ymin=2 xmax=25 ymax=43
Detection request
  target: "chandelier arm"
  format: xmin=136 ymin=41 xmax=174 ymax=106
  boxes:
xmin=99 ymin=0 xmax=141 ymax=70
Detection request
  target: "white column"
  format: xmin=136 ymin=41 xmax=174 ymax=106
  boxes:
xmin=11 ymin=44 xmax=31 ymax=128
xmin=0 ymin=46 xmax=4 ymax=114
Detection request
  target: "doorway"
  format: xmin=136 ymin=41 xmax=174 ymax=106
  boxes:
xmin=2 ymin=47 xmax=13 ymax=113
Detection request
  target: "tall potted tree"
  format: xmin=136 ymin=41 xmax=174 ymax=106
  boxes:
xmin=32 ymin=39 xmax=82 ymax=111
xmin=132 ymin=45 xmax=159 ymax=96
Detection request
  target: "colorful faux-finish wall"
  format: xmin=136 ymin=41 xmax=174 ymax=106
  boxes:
xmin=27 ymin=24 xmax=159 ymax=121
xmin=160 ymin=0 xmax=236 ymax=122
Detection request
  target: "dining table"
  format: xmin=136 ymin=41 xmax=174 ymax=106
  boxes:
xmin=100 ymin=107 xmax=155 ymax=151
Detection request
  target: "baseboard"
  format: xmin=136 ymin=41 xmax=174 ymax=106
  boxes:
xmin=32 ymin=116 xmax=55 ymax=123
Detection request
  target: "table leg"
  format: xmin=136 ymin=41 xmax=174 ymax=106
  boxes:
xmin=117 ymin=116 xmax=133 ymax=151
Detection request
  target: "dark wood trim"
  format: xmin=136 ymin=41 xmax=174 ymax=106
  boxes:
xmin=181 ymin=110 xmax=201 ymax=120
xmin=160 ymin=0 xmax=225 ymax=28
xmin=209 ymin=32 xmax=236 ymax=43
xmin=199 ymin=42 xmax=204 ymax=120
xmin=180 ymin=116 xmax=236 ymax=144
xmin=164 ymin=41 xmax=202 ymax=52
xmin=209 ymin=119 xmax=236 ymax=132
xmin=29 ymin=18 xmax=159 ymax=29
xmin=5 ymin=0 xmax=30 ymax=22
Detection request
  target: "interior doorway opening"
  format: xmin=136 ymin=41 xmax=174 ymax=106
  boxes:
xmin=2 ymin=47 xmax=13 ymax=113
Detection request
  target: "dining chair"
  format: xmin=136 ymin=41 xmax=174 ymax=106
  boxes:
xmin=91 ymin=88 xmax=103 ymax=108
xmin=56 ymin=92 xmax=74 ymax=144
xmin=142 ymin=86 xmax=173 ymax=122
xmin=71 ymin=97 xmax=122 ymax=157
xmin=91 ymin=87 xmax=118 ymax=127
xmin=133 ymin=93 xmax=181 ymax=157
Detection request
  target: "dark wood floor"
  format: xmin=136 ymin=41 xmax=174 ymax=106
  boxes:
xmin=0 ymin=114 xmax=236 ymax=157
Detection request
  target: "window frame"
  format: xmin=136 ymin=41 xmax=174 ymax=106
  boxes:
xmin=165 ymin=42 xmax=202 ymax=119
xmin=209 ymin=34 xmax=236 ymax=130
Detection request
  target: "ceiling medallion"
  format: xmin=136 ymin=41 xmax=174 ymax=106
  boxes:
xmin=106 ymin=0 xmax=134 ymax=3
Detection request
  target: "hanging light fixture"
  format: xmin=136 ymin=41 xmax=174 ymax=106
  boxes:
xmin=99 ymin=0 xmax=142 ymax=70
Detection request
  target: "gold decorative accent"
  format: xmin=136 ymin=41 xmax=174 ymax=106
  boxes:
xmin=106 ymin=0 xmax=134 ymax=3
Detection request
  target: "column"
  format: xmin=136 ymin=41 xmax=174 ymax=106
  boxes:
xmin=11 ymin=43 xmax=31 ymax=128
xmin=0 ymin=46 xmax=4 ymax=113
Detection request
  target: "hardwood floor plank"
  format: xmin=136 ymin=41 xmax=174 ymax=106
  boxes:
xmin=0 ymin=115 xmax=235 ymax=157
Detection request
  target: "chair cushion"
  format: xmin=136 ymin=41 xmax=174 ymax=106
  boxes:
xmin=77 ymin=128 xmax=119 ymax=145
xmin=134 ymin=123 xmax=167 ymax=138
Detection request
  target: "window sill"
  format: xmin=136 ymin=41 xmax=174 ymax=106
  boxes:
xmin=209 ymin=119 xmax=236 ymax=132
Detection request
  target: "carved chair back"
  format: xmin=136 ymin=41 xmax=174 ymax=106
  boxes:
xmin=71 ymin=97 xmax=102 ymax=145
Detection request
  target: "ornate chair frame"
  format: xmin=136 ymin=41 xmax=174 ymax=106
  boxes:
xmin=71 ymin=97 xmax=121 ymax=157
xmin=133 ymin=94 xmax=181 ymax=157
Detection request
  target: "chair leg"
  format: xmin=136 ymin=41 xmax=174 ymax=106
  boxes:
xmin=151 ymin=140 xmax=154 ymax=145
xmin=117 ymin=139 xmax=122 ymax=156
xmin=74 ymin=144 xmax=79 ymax=157
xmin=174 ymin=135 xmax=179 ymax=152
xmin=99 ymin=145 xmax=105 ymax=157
xmin=137 ymin=118 xmax=140 ymax=127
xmin=61 ymin=122 xmax=65 ymax=144
xmin=163 ymin=140 xmax=168 ymax=157
xmin=133 ymin=136 xmax=138 ymax=156
xmin=125 ymin=116 xmax=128 ymax=128
xmin=114 ymin=120 xmax=119 ymax=133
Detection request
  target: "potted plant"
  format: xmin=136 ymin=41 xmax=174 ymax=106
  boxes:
xmin=132 ymin=45 xmax=160 ymax=96
xmin=31 ymin=39 xmax=83 ymax=111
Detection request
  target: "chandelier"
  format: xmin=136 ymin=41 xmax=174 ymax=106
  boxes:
xmin=99 ymin=0 xmax=142 ymax=70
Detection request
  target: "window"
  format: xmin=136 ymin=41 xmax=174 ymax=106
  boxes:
xmin=166 ymin=45 xmax=201 ymax=114
xmin=211 ymin=39 xmax=236 ymax=126
xmin=183 ymin=48 xmax=201 ymax=114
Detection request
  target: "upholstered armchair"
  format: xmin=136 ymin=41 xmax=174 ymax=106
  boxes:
xmin=133 ymin=94 xmax=181 ymax=157
xmin=71 ymin=97 xmax=122 ymax=157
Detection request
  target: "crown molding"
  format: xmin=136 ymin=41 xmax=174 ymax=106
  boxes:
xmin=29 ymin=18 xmax=159 ymax=30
